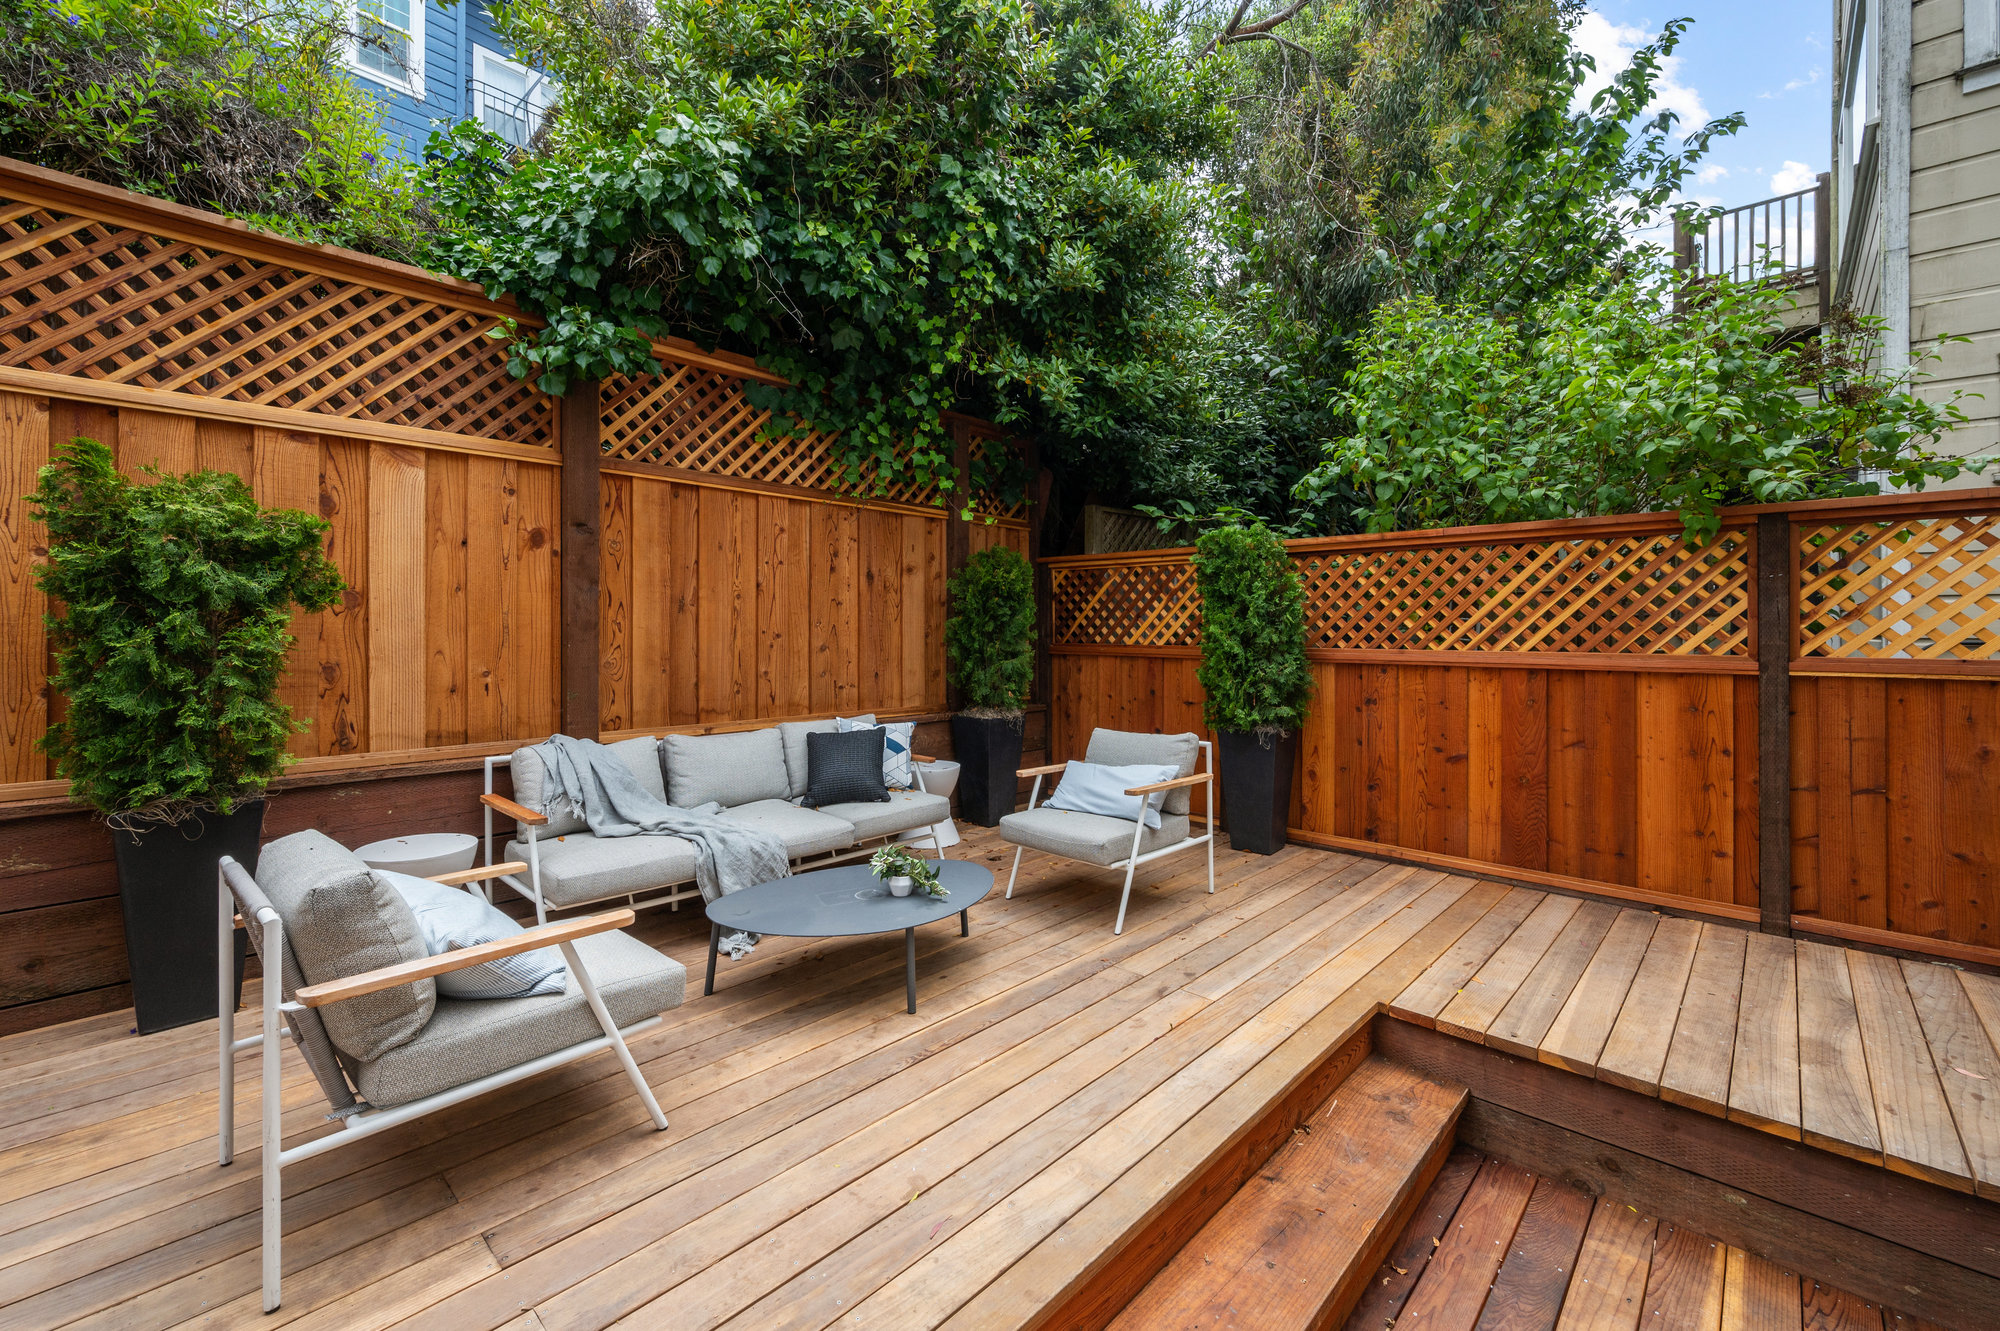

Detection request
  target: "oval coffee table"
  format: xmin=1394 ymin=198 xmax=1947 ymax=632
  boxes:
xmin=703 ymin=860 xmax=994 ymax=1014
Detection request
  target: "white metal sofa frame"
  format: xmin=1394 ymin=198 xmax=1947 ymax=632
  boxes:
xmin=1003 ymin=740 xmax=1217 ymax=934
xmin=477 ymin=748 xmax=947 ymax=925
xmin=216 ymin=856 xmax=668 ymax=1313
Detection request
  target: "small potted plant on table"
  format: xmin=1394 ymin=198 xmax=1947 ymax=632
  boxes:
xmin=31 ymin=439 xmax=343 ymax=1033
xmin=945 ymin=546 xmax=1036 ymax=826
xmin=1193 ymin=523 xmax=1313 ymax=855
xmin=869 ymin=845 xmax=948 ymax=899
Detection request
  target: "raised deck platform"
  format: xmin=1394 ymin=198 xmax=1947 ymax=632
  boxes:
xmin=0 ymin=830 xmax=1994 ymax=1329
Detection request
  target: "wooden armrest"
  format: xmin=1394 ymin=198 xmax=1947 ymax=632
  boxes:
xmin=295 ymin=909 xmax=635 ymax=1008
xmin=912 ymin=753 xmax=939 ymax=765
xmin=427 ymin=861 xmax=527 ymax=887
xmin=1018 ymin=762 xmax=1070 ymax=778
xmin=481 ymin=791 xmax=547 ymax=826
xmin=1124 ymin=772 xmax=1214 ymax=796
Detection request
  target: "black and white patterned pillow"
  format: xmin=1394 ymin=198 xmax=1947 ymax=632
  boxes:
xmin=837 ymin=715 xmax=915 ymax=789
xmin=806 ymin=728 xmax=890 ymax=806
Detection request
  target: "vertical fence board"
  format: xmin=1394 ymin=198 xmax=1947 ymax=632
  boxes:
xmin=425 ymin=451 xmax=468 ymax=747
xmin=367 ymin=444 xmax=426 ymax=752
xmin=116 ymin=409 xmax=195 ymax=481
xmin=0 ymin=391 xmax=48 ymax=782
xmin=1942 ymin=681 xmax=2000 ymax=949
xmin=463 ymin=455 xmax=511 ymax=743
xmin=1500 ymin=669 xmax=1549 ymax=872
xmin=598 ymin=473 xmax=632 ymax=733
xmin=317 ymin=437 xmax=369 ymax=754
xmin=251 ymin=428 xmax=321 ymax=756
xmin=667 ymin=482 xmax=700 ymax=726
xmin=1888 ymin=681 xmax=1949 ymax=940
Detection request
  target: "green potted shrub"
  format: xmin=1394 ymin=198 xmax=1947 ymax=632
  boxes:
xmin=30 ymin=439 xmax=343 ymax=1033
xmin=1193 ymin=523 xmax=1313 ymax=854
xmin=945 ymin=546 xmax=1036 ymax=826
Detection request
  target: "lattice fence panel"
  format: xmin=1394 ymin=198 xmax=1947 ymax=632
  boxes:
xmin=1797 ymin=513 xmax=2000 ymax=659
xmin=967 ymin=432 xmax=1028 ymax=521
xmin=1051 ymin=563 xmax=1202 ymax=648
xmin=1051 ymin=528 xmax=1753 ymax=656
xmin=0 ymin=201 xmax=554 ymax=446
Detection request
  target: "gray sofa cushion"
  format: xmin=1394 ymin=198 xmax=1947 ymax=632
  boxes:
xmin=254 ymin=830 xmax=435 ymax=1062
xmin=509 ymin=736 xmax=666 ymax=838
xmin=778 ymin=719 xmax=840 ymax=800
xmin=507 ymin=833 xmax=699 ymax=908
xmin=664 ymin=729 xmax=789 ymax=809
xmin=353 ymin=930 xmax=685 ymax=1108
xmin=721 ymin=799 xmax=857 ymax=858
xmin=998 ymin=807 xmax=1192 ymax=867
xmin=816 ymin=789 xmax=952 ymax=842
xmin=1084 ymin=729 xmax=1202 ymax=815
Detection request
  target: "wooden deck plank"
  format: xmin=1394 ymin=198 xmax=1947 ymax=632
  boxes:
xmin=1537 ymin=909 xmax=1658 ymax=1076
xmin=1659 ymin=924 xmax=1749 ymax=1118
xmin=1596 ymin=916 xmax=1704 ymax=1096
xmin=1391 ymin=888 xmax=1547 ymax=1026
xmin=1552 ymin=1198 xmax=1656 ymax=1331
xmin=1720 ymin=1247 xmax=1802 ymax=1331
xmin=1641 ymin=1222 xmax=1727 ymax=1330
xmin=1802 ymin=1279 xmax=1887 ymax=1331
xmin=1470 ymin=1177 xmax=1593 ymax=1331
xmin=1481 ymin=902 xmax=1619 ymax=1060
xmin=1728 ymin=931 xmax=1802 ymax=1140
xmin=1434 ymin=895 xmax=1582 ymax=1044
xmin=1343 ymin=1148 xmax=1484 ymax=1331
xmin=1901 ymin=961 xmax=2000 ymax=1200
xmin=1844 ymin=951 xmax=1972 ymax=1191
xmin=1390 ymin=1157 xmax=1535 ymax=1331
xmin=1796 ymin=940 xmax=1883 ymax=1163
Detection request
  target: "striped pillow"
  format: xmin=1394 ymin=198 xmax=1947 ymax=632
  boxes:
xmin=380 ymin=871 xmax=568 ymax=1000
xmin=837 ymin=715 xmax=916 ymax=790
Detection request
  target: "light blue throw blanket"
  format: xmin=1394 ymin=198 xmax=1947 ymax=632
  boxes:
xmin=530 ymin=734 xmax=790 ymax=956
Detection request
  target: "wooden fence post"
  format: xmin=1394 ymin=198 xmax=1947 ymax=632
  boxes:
xmin=560 ymin=379 xmax=601 ymax=739
xmin=1814 ymin=172 xmax=1833 ymax=326
xmin=1756 ymin=511 xmax=1794 ymax=936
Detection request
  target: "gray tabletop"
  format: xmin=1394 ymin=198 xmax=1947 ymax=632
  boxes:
xmin=704 ymin=860 xmax=993 ymax=938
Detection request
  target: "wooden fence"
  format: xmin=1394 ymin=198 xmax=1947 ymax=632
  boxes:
xmin=0 ymin=158 xmax=1035 ymax=1032
xmin=1046 ymin=495 xmax=2000 ymax=963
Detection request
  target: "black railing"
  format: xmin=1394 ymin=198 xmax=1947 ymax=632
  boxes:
xmin=469 ymin=78 xmax=538 ymax=148
xmin=1674 ymin=174 xmax=1832 ymax=324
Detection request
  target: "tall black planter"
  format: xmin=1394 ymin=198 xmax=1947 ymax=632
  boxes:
xmin=110 ymin=800 xmax=262 ymax=1034
xmin=1217 ymin=729 xmax=1298 ymax=855
xmin=951 ymin=712 xmax=1025 ymax=827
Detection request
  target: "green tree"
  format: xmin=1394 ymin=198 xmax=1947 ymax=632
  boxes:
xmin=945 ymin=546 xmax=1036 ymax=712
xmin=30 ymin=438 xmax=345 ymax=823
xmin=1192 ymin=523 xmax=1312 ymax=733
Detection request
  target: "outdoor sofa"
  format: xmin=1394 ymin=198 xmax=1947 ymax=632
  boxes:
xmin=478 ymin=717 xmax=954 ymax=923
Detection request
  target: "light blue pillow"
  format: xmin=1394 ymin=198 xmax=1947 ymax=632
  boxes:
xmin=1045 ymin=760 xmax=1179 ymax=829
xmin=377 ymin=871 xmax=568 ymax=1000
xmin=837 ymin=715 xmax=916 ymax=790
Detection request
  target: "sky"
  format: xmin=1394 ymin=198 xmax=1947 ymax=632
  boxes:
xmin=1575 ymin=1 xmax=1833 ymax=210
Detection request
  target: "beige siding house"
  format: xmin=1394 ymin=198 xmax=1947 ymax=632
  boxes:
xmin=1835 ymin=0 xmax=2000 ymax=475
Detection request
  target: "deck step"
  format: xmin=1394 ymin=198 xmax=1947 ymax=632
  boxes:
xmin=1109 ymin=1055 xmax=1467 ymax=1331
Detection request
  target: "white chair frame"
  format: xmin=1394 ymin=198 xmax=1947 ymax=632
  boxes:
xmin=216 ymin=856 xmax=669 ymax=1313
xmin=480 ymin=750 xmax=947 ymax=925
xmin=1003 ymin=740 xmax=1217 ymax=934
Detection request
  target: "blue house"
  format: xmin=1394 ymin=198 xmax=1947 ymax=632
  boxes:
xmin=341 ymin=0 xmax=552 ymax=159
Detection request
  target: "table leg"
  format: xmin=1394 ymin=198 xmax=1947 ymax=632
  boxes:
xmin=905 ymin=927 xmax=917 ymax=1015
xmin=960 ymin=908 xmax=969 ymax=937
xmin=705 ymin=922 xmax=719 ymax=997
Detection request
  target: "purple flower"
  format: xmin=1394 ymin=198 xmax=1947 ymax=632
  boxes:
xmin=360 ymin=150 xmax=378 ymax=164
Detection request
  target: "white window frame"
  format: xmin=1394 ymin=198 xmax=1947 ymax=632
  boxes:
xmin=1966 ymin=0 xmax=2000 ymax=92
xmin=470 ymin=47 xmax=552 ymax=147
xmin=347 ymin=0 xmax=426 ymax=99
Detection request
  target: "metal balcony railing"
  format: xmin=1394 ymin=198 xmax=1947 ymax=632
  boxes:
xmin=469 ymin=78 xmax=539 ymax=148
xmin=1673 ymin=173 xmax=1832 ymax=325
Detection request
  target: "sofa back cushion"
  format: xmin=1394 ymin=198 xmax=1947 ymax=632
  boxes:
xmin=254 ymin=830 xmax=435 ymax=1062
xmin=509 ymin=735 xmax=666 ymax=834
xmin=778 ymin=719 xmax=840 ymax=800
xmin=1084 ymin=729 xmax=1201 ymax=815
xmin=664 ymin=728 xmax=789 ymax=808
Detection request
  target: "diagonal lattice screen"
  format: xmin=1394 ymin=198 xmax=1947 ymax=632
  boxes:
xmin=1798 ymin=513 xmax=2000 ymax=659
xmin=0 ymin=201 xmax=554 ymax=446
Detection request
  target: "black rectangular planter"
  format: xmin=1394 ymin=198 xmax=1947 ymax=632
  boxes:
xmin=111 ymin=800 xmax=261 ymax=1034
xmin=951 ymin=712 xmax=1025 ymax=826
xmin=1217 ymin=729 xmax=1298 ymax=855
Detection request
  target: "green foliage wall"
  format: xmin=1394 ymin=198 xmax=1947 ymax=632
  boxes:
xmin=1192 ymin=524 xmax=1311 ymax=735
xmin=945 ymin=546 xmax=1036 ymax=712
xmin=30 ymin=439 xmax=344 ymax=822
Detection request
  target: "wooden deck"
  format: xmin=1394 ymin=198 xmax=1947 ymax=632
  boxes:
xmin=1343 ymin=1146 xmax=1945 ymax=1331
xmin=0 ymin=829 xmax=1995 ymax=1329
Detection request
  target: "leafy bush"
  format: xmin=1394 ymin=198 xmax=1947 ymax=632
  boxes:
xmin=1294 ymin=262 xmax=1980 ymax=543
xmin=945 ymin=546 xmax=1035 ymax=713
xmin=30 ymin=438 xmax=344 ymax=823
xmin=1193 ymin=524 xmax=1311 ymax=735
xmin=0 ymin=0 xmax=428 ymax=257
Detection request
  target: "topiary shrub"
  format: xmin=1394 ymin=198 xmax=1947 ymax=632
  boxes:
xmin=30 ymin=437 xmax=344 ymax=824
xmin=945 ymin=545 xmax=1036 ymax=714
xmin=1193 ymin=523 xmax=1312 ymax=734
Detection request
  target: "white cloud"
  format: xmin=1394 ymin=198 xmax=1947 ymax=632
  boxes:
xmin=1785 ymin=69 xmax=1823 ymax=92
xmin=1571 ymin=10 xmax=1711 ymax=126
xmin=1771 ymin=160 xmax=1818 ymax=193
xmin=1697 ymin=164 xmax=1730 ymax=184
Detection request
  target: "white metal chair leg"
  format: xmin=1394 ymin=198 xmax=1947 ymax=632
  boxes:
xmin=259 ymin=915 xmax=284 ymax=1312
xmin=562 ymin=942 xmax=668 ymax=1131
xmin=1113 ymin=861 xmax=1138 ymax=935
xmin=1006 ymin=846 xmax=1024 ymax=898
xmin=218 ymin=873 xmax=234 ymax=1166
xmin=527 ymin=830 xmax=547 ymax=926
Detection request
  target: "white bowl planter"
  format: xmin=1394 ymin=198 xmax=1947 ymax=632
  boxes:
xmin=353 ymin=832 xmax=478 ymax=879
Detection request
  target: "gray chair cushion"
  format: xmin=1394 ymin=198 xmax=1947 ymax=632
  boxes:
xmin=664 ymin=729 xmax=789 ymax=809
xmin=816 ymin=789 xmax=952 ymax=842
xmin=507 ymin=833 xmax=699 ymax=908
xmin=508 ymin=736 xmax=666 ymax=838
xmin=1084 ymin=729 xmax=1202 ymax=815
xmin=253 ymin=830 xmax=435 ymax=1063
xmin=352 ymin=929 xmax=686 ymax=1108
xmin=778 ymin=719 xmax=840 ymax=800
xmin=721 ymin=799 xmax=857 ymax=858
xmin=998 ymin=807 xmax=1193 ymax=867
